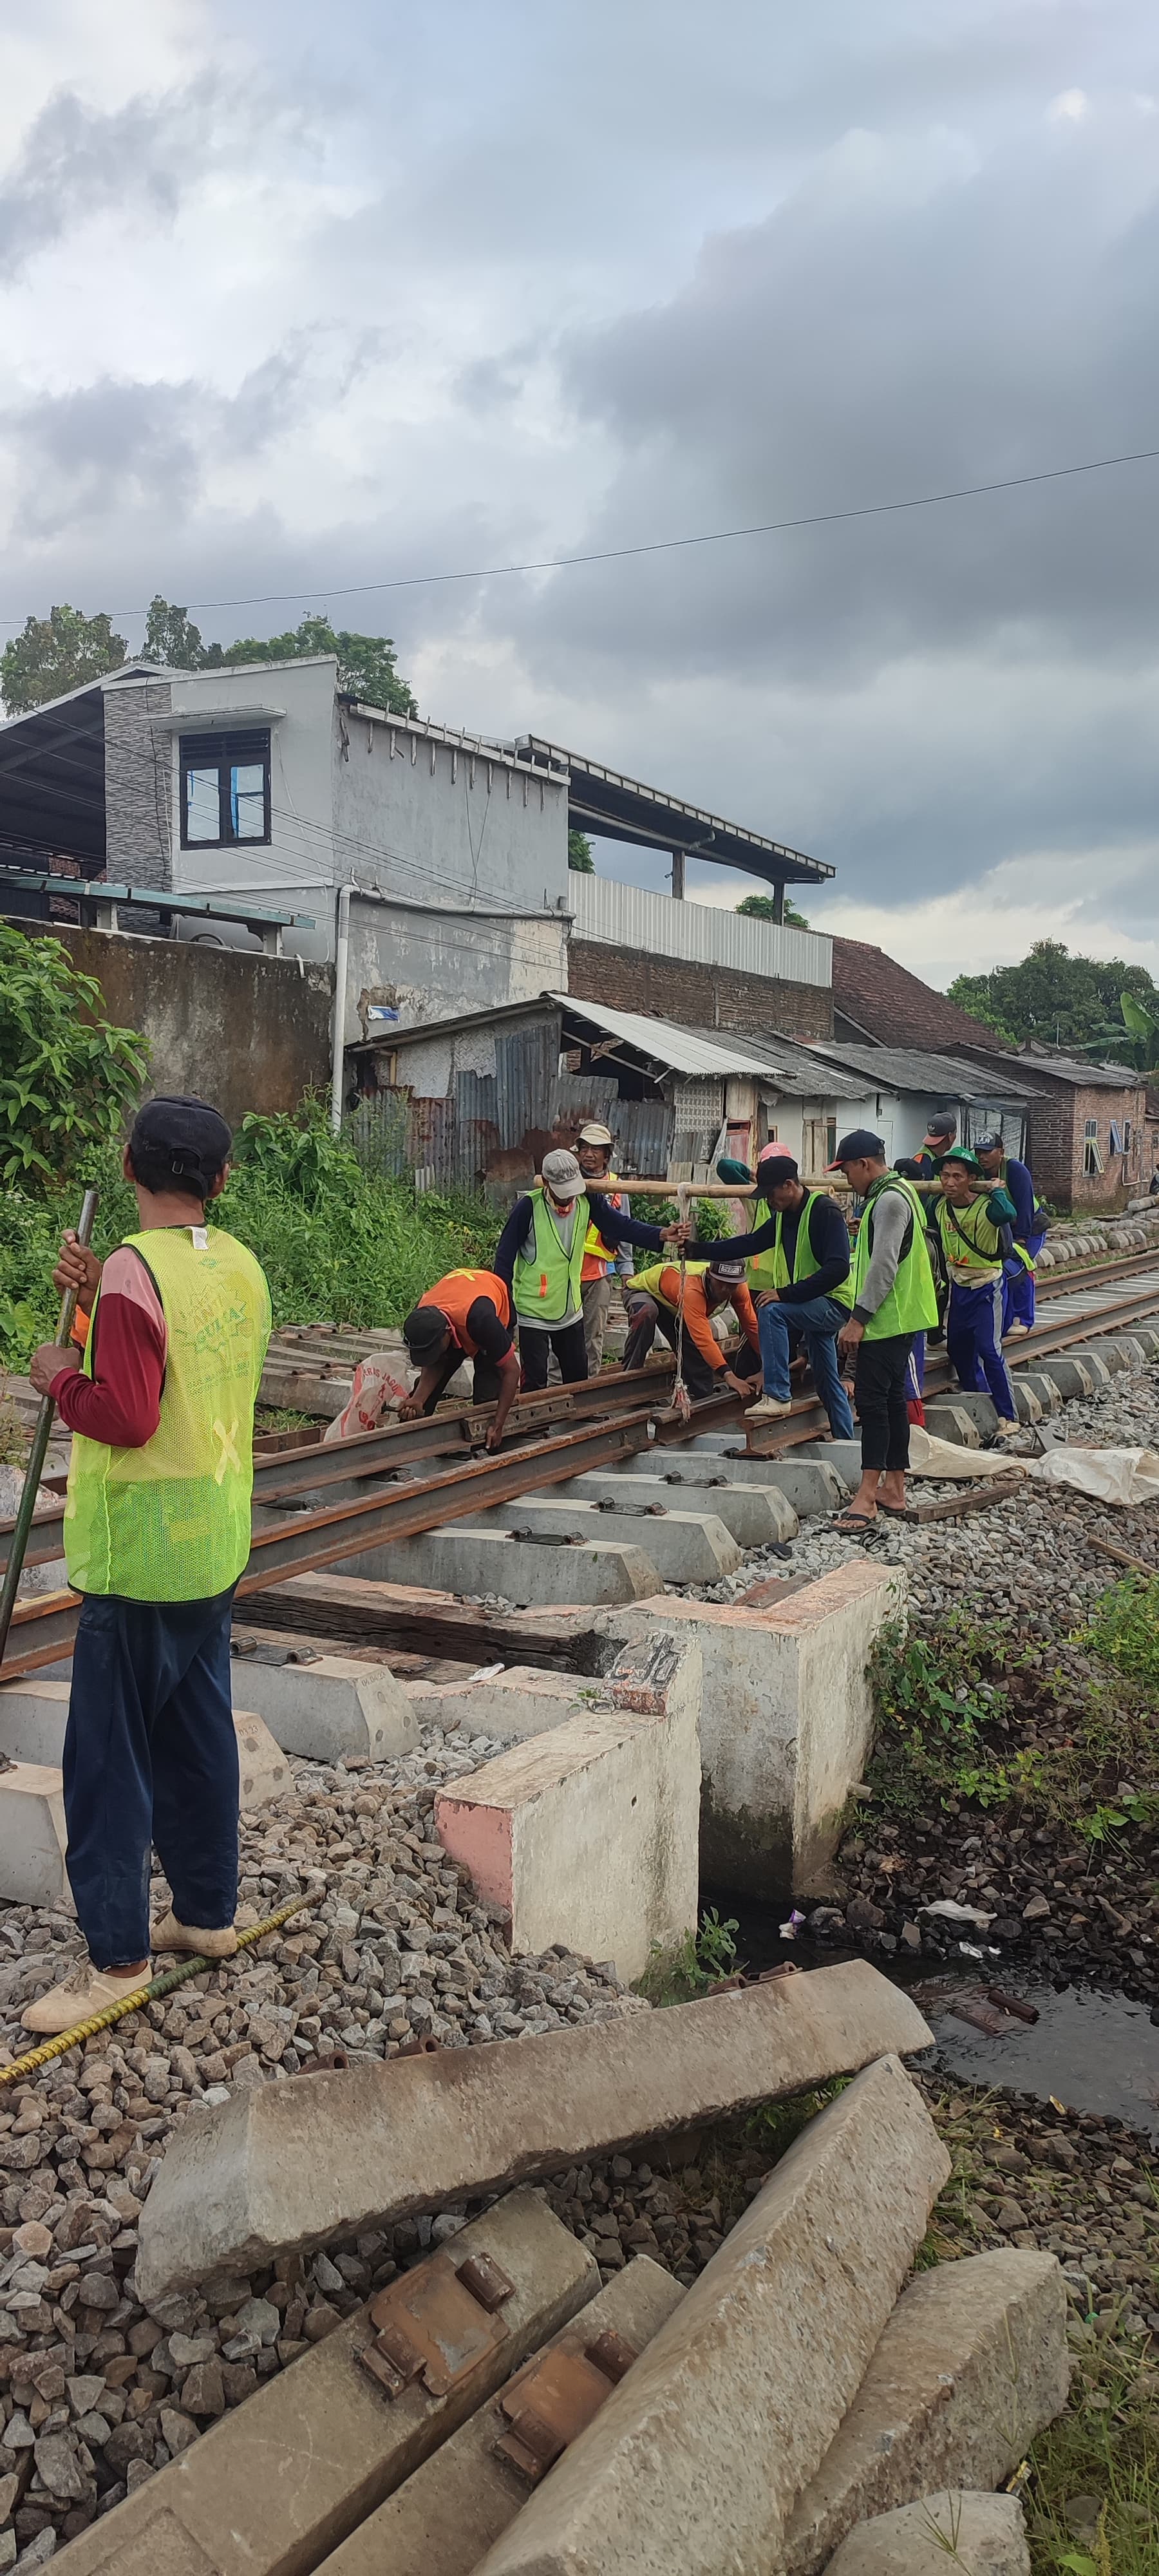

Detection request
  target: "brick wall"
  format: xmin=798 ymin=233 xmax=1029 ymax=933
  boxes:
xmin=567 ymin=940 xmax=833 ymax=1042
xmin=1026 ymin=1079 xmax=1145 ymax=1211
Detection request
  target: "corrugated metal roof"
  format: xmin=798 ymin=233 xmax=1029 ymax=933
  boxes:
xmin=1009 ymin=1052 xmax=1142 ymax=1090
xmin=804 ymin=1041 xmax=1047 ymax=1099
xmin=554 ymin=996 xmax=865 ymax=1097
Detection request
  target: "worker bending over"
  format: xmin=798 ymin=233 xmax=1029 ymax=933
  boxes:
xmin=933 ymin=1148 xmax=1023 ymax=1436
xmin=622 ymin=1258 xmax=760 ymax=1401
xmin=22 ymin=1097 xmax=271 ymax=2034
xmin=400 ymin=1269 xmax=521 ymax=1450
xmin=575 ymin=1121 xmax=634 ymax=1376
xmin=974 ymin=1130 xmax=1045 ymax=1338
xmin=495 ymin=1148 xmax=675 ymax=1390
xmin=827 ymin=1131 xmax=939 ymax=1531
xmin=683 ymin=1149 xmax=854 ymax=1437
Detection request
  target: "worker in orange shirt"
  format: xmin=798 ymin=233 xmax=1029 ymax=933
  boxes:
xmin=621 ymin=1257 xmax=760 ymax=1400
xmin=399 ymin=1267 xmax=522 ymax=1451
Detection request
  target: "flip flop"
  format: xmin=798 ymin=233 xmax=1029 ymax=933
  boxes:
xmin=874 ymin=1501 xmax=908 ymax=1519
xmin=831 ymin=1510 xmax=878 ymax=1534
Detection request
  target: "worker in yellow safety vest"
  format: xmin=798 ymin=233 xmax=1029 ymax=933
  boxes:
xmin=684 ymin=1148 xmax=854 ymax=1435
xmin=824 ymin=1128 xmax=939 ymax=1531
xmin=576 ymin=1121 xmax=633 ymax=1377
xmin=493 ymin=1149 xmax=678 ymax=1390
xmin=932 ymin=1147 xmax=1026 ymax=1436
xmin=21 ymin=1097 xmax=271 ymax=2034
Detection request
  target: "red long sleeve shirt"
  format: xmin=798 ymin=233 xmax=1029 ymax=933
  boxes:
xmin=49 ymin=1246 xmax=168 ymax=1448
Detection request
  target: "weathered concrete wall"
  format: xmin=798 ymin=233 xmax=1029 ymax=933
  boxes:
xmin=6 ymin=918 xmax=332 ymax=1128
xmin=1026 ymin=1075 xmax=1147 ymax=1212
xmin=103 ymin=675 xmax=173 ymax=890
xmin=348 ymin=897 xmax=568 ymax=1037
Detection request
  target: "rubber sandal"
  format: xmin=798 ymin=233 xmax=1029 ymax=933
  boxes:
xmin=875 ymin=1501 xmax=907 ymax=1519
xmin=831 ymin=1510 xmax=878 ymax=1534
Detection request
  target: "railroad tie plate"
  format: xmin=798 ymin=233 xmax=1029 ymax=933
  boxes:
xmin=493 ymin=2327 xmax=638 ymax=2483
xmin=358 ymin=2246 xmax=516 ymax=2400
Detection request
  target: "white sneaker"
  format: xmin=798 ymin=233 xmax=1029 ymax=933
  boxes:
xmin=993 ymin=1417 xmax=1022 ymax=1439
xmin=21 ymin=1960 xmax=151 ymax=2036
xmin=745 ymin=1396 xmax=793 ymax=1421
xmin=1003 ymin=1321 xmax=1030 ymax=1340
xmin=151 ymin=1909 xmax=239 ymax=1960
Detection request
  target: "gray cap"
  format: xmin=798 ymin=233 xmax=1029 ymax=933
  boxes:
xmin=708 ymin=1258 xmax=747 ymax=1282
xmin=540 ymin=1148 xmax=585 ymax=1199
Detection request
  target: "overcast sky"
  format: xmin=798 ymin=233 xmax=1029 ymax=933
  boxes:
xmin=4 ymin=0 xmax=1159 ymax=985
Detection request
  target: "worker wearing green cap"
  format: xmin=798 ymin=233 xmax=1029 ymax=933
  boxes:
xmin=932 ymin=1148 xmax=1022 ymax=1436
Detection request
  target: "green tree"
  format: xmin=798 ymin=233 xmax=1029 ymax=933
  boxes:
xmin=142 ymin=594 xmax=224 ymax=671
xmin=736 ymin=889 xmax=810 ymax=930
xmin=568 ymin=830 xmax=594 ymax=873
xmin=220 ymin=612 xmax=417 ymax=715
xmin=0 ymin=925 xmax=147 ymax=1188
xmin=1 ymin=605 xmax=127 ymax=714
xmin=947 ymin=940 xmax=1159 ymax=1063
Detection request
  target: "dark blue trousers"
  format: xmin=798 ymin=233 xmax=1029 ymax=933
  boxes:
xmin=63 ymin=1589 xmax=239 ymax=1969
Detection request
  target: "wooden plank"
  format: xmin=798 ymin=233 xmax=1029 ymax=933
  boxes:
xmin=232 ymin=1573 xmax=606 ymax=1673
xmin=901 ymin=1472 xmax=1024 ymax=1524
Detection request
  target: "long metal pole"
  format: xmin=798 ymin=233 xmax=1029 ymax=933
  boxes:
xmin=0 ymin=1188 xmax=98 ymax=1665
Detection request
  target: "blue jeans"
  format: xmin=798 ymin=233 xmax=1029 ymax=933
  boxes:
xmin=63 ymin=1588 xmax=240 ymax=1967
xmin=758 ymin=1294 xmax=855 ymax=1439
xmin=946 ymin=1278 xmax=1017 ymax=1421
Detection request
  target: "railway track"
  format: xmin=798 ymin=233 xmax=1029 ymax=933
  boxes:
xmin=1 ymin=1244 xmax=1156 ymax=1685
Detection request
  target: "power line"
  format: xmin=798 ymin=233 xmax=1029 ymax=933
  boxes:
xmin=3 ymin=441 xmax=1158 ymax=629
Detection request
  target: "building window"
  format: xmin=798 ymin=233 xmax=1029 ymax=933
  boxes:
xmin=180 ymin=730 xmax=270 ymax=849
xmin=1083 ymin=1118 xmax=1104 ymax=1176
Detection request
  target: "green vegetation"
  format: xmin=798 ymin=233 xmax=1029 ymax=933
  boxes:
xmin=636 ymin=1906 xmax=739 ymax=2005
xmin=735 ymin=890 xmax=811 ymax=929
xmin=0 ymin=925 xmax=147 ymax=1188
xmin=947 ymin=938 xmax=1159 ymax=1070
xmin=865 ymin=1611 xmax=1159 ymax=1845
xmin=0 ymin=597 xmax=416 ymax=719
xmin=567 ymin=829 xmax=594 ymax=873
xmin=1027 ymin=2331 xmax=1158 ymax=2573
xmin=0 ymin=1101 xmax=495 ymax=1370
xmin=0 ymin=604 xmax=128 ymax=710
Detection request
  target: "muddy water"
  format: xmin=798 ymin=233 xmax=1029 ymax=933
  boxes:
xmin=710 ymin=1899 xmax=1159 ymax=2140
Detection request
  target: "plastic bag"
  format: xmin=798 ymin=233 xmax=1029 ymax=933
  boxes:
xmin=1026 ymin=1444 xmax=1159 ymax=1506
xmin=322 ymin=1356 xmax=409 ymax=1443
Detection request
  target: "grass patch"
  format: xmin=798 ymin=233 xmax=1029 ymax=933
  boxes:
xmin=865 ymin=1613 xmax=1159 ymax=1846
xmin=1026 ymin=2320 xmax=1158 ymax=2572
xmin=636 ymin=1907 xmax=740 ymax=2005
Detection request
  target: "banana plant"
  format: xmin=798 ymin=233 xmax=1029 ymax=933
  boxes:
xmin=1119 ymin=989 xmax=1159 ymax=1072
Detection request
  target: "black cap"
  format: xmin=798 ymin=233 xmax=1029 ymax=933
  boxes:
xmin=925 ymin=1111 xmax=957 ymax=1139
xmin=130 ymin=1095 xmax=232 ymax=1192
xmin=757 ymin=1151 xmax=799 ymax=1191
xmin=974 ymin=1131 xmax=1004 ymax=1153
xmin=402 ymin=1305 xmax=449 ymax=1357
xmin=828 ymin=1130 xmax=885 ymax=1166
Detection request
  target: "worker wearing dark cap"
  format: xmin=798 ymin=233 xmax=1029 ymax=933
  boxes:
xmin=825 ymin=1130 xmax=939 ymax=1530
xmin=913 ymin=1110 xmax=957 ymax=1179
xmin=22 ymin=1097 xmax=271 ymax=2033
xmin=974 ymin=1131 xmax=1045 ymax=1338
xmin=399 ymin=1269 xmax=522 ymax=1448
xmin=621 ymin=1257 xmax=760 ymax=1400
xmin=683 ymin=1149 xmax=854 ymax=1437
xmin=932 ymin=1147 xmax=1022 ymax=1435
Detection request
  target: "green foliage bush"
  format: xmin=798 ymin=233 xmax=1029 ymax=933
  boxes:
xmin=0 ymin=926 xmax=147 ymax=1188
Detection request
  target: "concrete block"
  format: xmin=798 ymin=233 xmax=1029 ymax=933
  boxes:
xmin=551 ymin=1469 xmax=797 ymax=1549
xmin=0 ymin=1765 xmax=70 ymax=1908
xmin=921 ymin=1403 xmax=983 ymax=1448
xmin=938 ymin=1390 xmax=999 ymax=1435
xmin=1033 ymin=1355 xmax=1097 ymax=1399
xmin=233 ymin=1709 xmax=292 ymax=1808
xmin=824 ymin=2491 xmax=1029 ymax=2575
xmin=60 ymin=2191 xmax=598 ymax=2576
xmin=407 ymin=1667 xmax=590 ymax=1742
xmin=230 ymin=1650 xmax=420 ymax=1762
xmin=1127 ymin=1320 xmax=1159 ymax=1358
xmin=0 ymin=1676 xmax=70 ymax=1767
xmin=318 ymin=2257 xmax=684 ymax=2576
xmin=460 ymin=1495 xmax=741 ymax=1586
xmin=472 ymin=2056 xmax=950 ymax=2576
xmin=1010 ymin=1380 xmax=1042 ymax=1424
xmin=1061 ymin=1348 xmax=1113 ymax=1387
xmin=785 ymin=2248 xmax=1068 ymax=2575
xmin=623 ymin=1448 xmax=838 ymax=1516
xmin=343 ymin=1530 xmax=663 ymax=1607
xmin=135 ymin=1964 xmax=934 ymax=2302
xmin=0 ymin=1684 xmax=287 ymax=1808
xmin=605 ymin=1561 xmax=905 ymax=1896
xmin=435 ymin=1633 xmax=702 ymax=1980
xmin=1007 ymin=1369 xmax=1061 ymax=1414
xmin=789 ymin=1439 xmax=862 ymax=1492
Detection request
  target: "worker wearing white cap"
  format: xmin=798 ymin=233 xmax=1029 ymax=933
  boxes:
xmin=575 ymin=1121 xmax=633 ymax=1376
xmin=493 ymin=1148 xmax=677 ymax=1390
